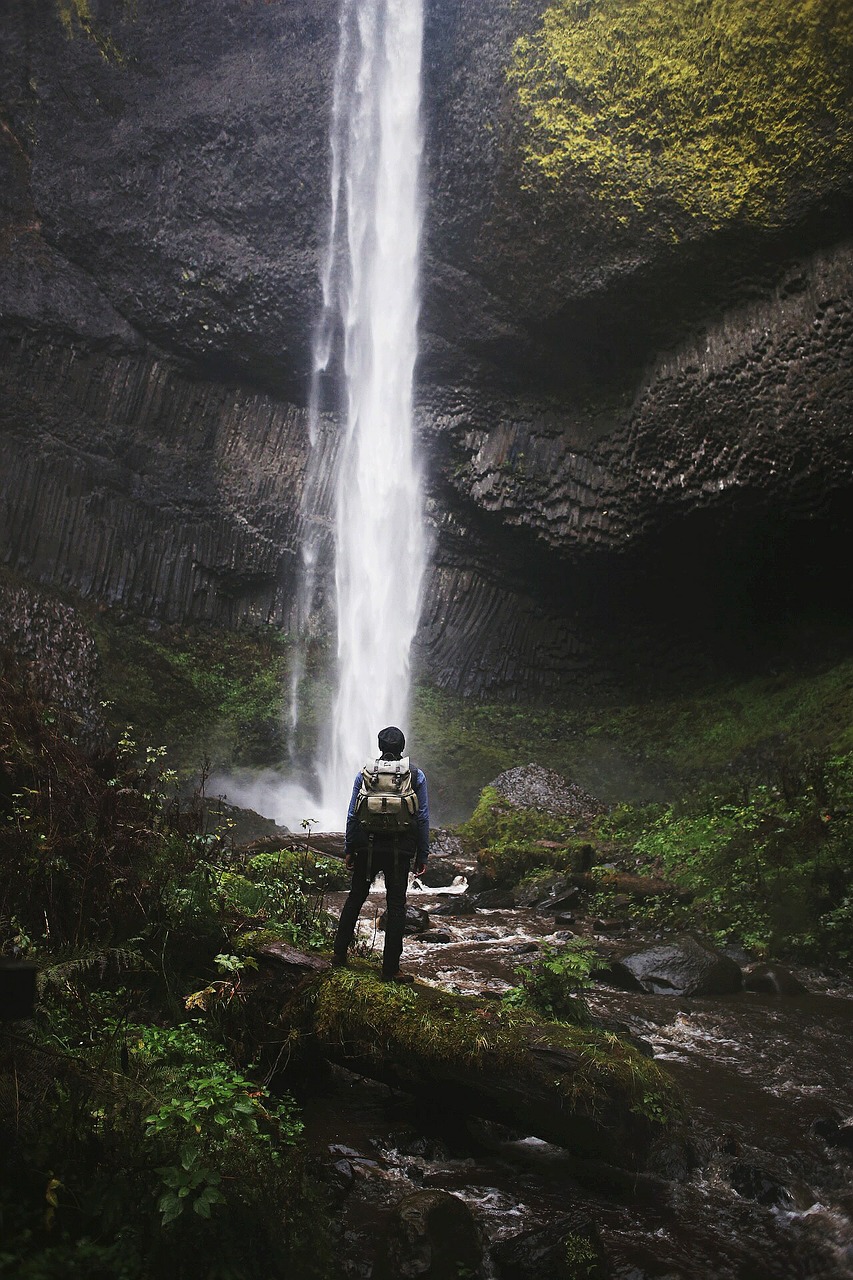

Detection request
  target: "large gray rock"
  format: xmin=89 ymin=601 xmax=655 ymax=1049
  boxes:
xmin=620 ymin=935 xmax=743 ymax=997
xmin=378 ymin=905 xmax=432 ymax=936
xmin=489 ymin=765 xmax=604 ymax=819
xmin=417 ymin=859 xmax=464 ymax=888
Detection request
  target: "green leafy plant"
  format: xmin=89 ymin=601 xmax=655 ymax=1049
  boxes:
xmin=503 ymin=940 xmax=605 ymax=1023
xmin=608 ymin=752 xmax=853 ymax=961
xmin=137 ymin=1023 xmax=302 ymax=1226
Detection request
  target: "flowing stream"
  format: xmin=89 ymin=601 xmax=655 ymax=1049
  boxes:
xmin=288 ymin=0 xmax=426 ymax=829
xmin=307 ymin=851 xmax=853 ymax=1279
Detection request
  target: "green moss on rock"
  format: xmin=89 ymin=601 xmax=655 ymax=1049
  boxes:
xmin=510 ymin=0 xmax=853 ymax=230
xmin=459 ymin=785 xmax=595 ymax=885
xmin=307 ymin=968 xmax=679 ymax=1128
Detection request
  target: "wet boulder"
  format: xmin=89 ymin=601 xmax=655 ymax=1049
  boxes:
xmin=417 ymin=860 xmax=465 ymax=888
xmin=378 ymin=905 xmax=432 ymax=935
xmin=420 ymin=930 xmax=453 ymax=944
xmin=430 ymin=894 xmax=476 ymax=917
xmin=812 ymin=1114 xmax=853 ymax=1152
xmin=619 ymin=935 xmax=743 ymax=996
xmin=728 ymin=1161 xmax=795 ymax=1209
xmin=742 ymin=963 xmax=808 ymax=995
xmin=474 ymin=888 xmax=517 ymax=908
xmin=372 ymin=1189 xmax=483 ymax=1280
xmin=327 ymin=1157 xmax=355 ymax=1198
xmin=593 ymin=959 xmax=645 ymax=991
xmin=491 ymin=1213 xmax=605 ymax=1280
xmin=514 ymin=874 xmax=578 ymax=910
xmin=592 ymin=917 xmax=628 ymax=934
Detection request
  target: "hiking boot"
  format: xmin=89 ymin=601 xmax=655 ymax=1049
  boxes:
xmin=381 ymin=971 xmax=415 ymax=984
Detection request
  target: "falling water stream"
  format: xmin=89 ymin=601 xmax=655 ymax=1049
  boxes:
xmin=285 ymin=0 xmax=426 ymax=830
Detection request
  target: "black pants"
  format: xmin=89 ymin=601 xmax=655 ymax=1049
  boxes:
xmin=333 ymin=847 xmax=412 ymax=975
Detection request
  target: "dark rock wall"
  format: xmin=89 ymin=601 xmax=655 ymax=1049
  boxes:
xmin=0 ymin=328 xmax=341 ymax=625
xmin=1 ymin=0 xmax=851 ymax=697
xmin=430 ymin=241 xmax=853 ymax=556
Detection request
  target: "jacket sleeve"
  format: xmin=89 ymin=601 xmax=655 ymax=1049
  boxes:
xmin=344 ymin=772 xmax=363 ymax=856
xmin=415 ymin=769 xmax=430 ymax=862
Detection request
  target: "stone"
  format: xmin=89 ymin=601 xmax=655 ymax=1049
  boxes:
xmin=430 ymin=895 xmax=476 ymax=917
xmin=0 ymin=581 xmax=106 ymax=752
xmin=417 ymin=860 xmax=465 ymax=888
xmin=474 ymin=888 xmax=517 ymax=909
xmin=592 ymin=918 xmax=625 ymax=934
xmin=812 ymin=1115 xmax=853 ymax=1152
xmin=328 ymin=1158 xmax=355 ymax=1196
xmin=742 ymin=963 xmax=808 ymax=995
xmin=489 ymin=764 xmax=604 ymax=819
xmin=372 ymin=1190 xmax=483 ymax=1280
xmin=420 ymin=930 xmax=453 ymax=944
xmin=593 ymin=960 xmax=645 ymax=992
xmin=514 ymin=875 xmax=575 ymax=909
xmin=619 ymin=936 xmax=743 ymax=996
xmin=548 ymin=891 xmax=581 ymax=914
xmin=491 ymin=1214 xmax=606 ymax=1280
xmin=378 ymin=906 xmax=431 ymax=935
xmin=728 ymin=1162 xmax=795 ymax=1209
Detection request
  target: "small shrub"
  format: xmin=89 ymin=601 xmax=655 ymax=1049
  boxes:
xmin=503 ymin=940 xmax=605 ymax=1024
xmin=617 ymin=752 xmax=853 ymax=962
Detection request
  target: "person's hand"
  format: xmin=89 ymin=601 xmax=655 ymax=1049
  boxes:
xmin=414 ymin=859 xmax=426 ymax=875
xmin=345 ymin=852 xmax=355 ymax=870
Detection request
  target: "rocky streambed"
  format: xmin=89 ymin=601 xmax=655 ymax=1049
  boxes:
xmin=306 ymin=838 xmax=853 ymax=1279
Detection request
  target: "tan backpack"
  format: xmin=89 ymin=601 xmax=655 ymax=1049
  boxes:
xmin=356 ymin=756 xmax=419 ymax=835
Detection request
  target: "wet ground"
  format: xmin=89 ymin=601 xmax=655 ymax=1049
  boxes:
xmin=305 ymin=857 xmax=853 ymax=1278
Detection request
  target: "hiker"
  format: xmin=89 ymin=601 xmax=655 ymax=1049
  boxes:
xmin=332 ymin=726 xmax=429 ymax=983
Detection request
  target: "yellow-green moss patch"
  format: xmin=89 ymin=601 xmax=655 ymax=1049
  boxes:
xmin=510 ymin=0 xmax=853 ymax=229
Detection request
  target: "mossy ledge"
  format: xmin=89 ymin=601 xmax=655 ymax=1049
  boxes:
xmin=280 ymin=965 xmax=684 ymax=1173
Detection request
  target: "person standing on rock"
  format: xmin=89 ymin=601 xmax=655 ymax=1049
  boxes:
xmin=332 ymin=726 xmax=429 ymax=983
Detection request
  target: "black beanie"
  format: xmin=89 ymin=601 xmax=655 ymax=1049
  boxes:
xmin=377 ymin=726 xmax=406 ymax=758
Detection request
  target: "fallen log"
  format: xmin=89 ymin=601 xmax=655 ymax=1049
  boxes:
xmin=251 ymin=943 xmax=685 ymax=1176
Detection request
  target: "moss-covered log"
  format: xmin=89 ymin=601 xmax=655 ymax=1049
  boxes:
xmin=255 ymin=944 xmax=683 ymax=1175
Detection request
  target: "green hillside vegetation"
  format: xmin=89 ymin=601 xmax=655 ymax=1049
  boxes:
xmin=510 ymin=0 xmax=853 ymax=229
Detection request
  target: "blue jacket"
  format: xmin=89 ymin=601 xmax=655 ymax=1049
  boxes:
xmin=344 ymin=762 xmax=430 ymax=862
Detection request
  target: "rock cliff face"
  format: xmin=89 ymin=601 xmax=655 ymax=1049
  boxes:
xmin=1 ymin=0 xmax=851 ymax=695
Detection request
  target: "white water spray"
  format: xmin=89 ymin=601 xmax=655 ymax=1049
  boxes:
xmin=283 ymin=0 xmax=427 ymax=829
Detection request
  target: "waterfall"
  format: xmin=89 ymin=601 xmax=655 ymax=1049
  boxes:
xmin=293 ymin=0 xmax=427 ymax=827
